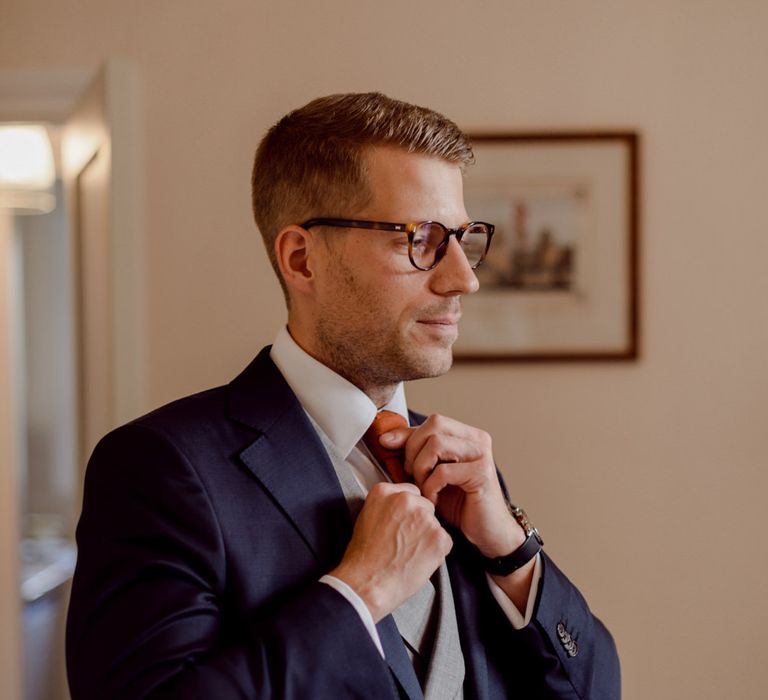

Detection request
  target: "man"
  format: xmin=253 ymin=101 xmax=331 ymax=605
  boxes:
xmin=67 ymin=93 xmax=620 ymax=699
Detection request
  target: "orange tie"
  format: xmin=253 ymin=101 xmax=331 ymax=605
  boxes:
xmin=363 ymin=410 xmax=409 ymax=483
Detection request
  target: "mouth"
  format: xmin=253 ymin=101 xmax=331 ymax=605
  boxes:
xmin=415 ymin=317 xmax=461 ymax=339
xmin=415 ymin=303 xmax=462 ymax=339
xmin=418 ymin=318 xmax=459 ymax=327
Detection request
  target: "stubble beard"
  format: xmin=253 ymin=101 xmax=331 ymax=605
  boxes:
xmin=316 ymin=317 xmax=454 ymax=394
xmin=314 ymin=273 xmax=455 ymax=396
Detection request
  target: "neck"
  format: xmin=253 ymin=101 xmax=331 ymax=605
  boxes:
xmin=361 ymin=382 xmax=398 ymax=410
xmin=285 ymin=321 xmax=400 ymax=408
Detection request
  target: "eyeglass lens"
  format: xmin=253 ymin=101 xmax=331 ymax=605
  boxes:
xmin=412 ymin=222 xmax=490 ymax=269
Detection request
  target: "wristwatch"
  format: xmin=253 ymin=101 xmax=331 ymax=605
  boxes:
xmin=480 ymin=503 xmax=543 ymax=576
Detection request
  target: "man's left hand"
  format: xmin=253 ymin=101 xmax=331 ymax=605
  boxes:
xmin=379 ymin=414 xmax=523 ymax=560
xmin=379 ymin=414 xmax=537 ymax=612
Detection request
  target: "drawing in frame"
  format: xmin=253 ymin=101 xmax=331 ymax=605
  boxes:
xmin=457 ymin=132 xmax=640 ymax=361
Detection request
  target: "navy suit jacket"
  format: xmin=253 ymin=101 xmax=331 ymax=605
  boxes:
xmin=66 ymin=347 xmax=620 ymax=699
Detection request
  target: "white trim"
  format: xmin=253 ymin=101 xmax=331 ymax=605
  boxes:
xmin=104 ymin=58 xmax=147 ymax=425
xmin=0 ymin=210 xmax=22 ymax=700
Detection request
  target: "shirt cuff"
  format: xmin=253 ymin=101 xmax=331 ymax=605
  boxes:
xmin=319 ymin=575 xmax=385 ymax=657
xmin=486 ymin=553 xmax=542 ymax=628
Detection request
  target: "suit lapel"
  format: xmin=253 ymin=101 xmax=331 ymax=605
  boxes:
xmin=446 ymin=548 xmax=490 ymax=700
xmin=229 ymin=347 xmax=352 ymax=568
xmin=378 ymin=615 xmax=424 ymax=700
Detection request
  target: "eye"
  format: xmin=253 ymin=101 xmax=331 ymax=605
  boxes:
xmin=411 ymin=232 xmax=431 ymax=254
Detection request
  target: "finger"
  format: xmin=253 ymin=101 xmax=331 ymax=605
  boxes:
xmin=368 ymin=481 xmax=421 ymax=498
xmin=384 ymin=486 xmax=436 ymax=517
xmin=378 ymin=427 xmax=413 ymax=449
xmin=389 ymin=481 xmax=422 ymax=496
xmin=409 ymin=433 xmax=484 ymax=486
xmin=402 ymin=415 xmax=487 ymax=469
xmin=420 ymin=460 xmax=488 ymax=504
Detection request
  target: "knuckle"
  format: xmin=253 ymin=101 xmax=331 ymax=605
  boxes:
xmin=393 ymin=490 xmax=417 ymax=509
xmin=369 ymin=482 xmax=390 ymax=497
xmin=409 ymin=496 xmax=430 ymax=516
xmin=419 ymin=497 xmax=436 ymax=514
xmin=436 ymin=528 xmax=453 ymax=553
xmin=430 ymin=413 xmax=446 ymax=429
xmin=425 ymin=512 xmax=442 ymax=532
xmin=431 ymin=461 xmax=449 ymax=475
xmin=404 ymin=483 xmax=421 ymax=495
xmin=392 ymin=491 xmax=408 ymax=506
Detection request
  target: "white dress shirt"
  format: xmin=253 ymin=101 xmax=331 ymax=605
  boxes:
xmin=270 ymin=326 xmax=541 ymax=655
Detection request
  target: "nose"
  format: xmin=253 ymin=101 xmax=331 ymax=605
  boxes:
xmin=428 ymin=237 xmax=480 ymax=296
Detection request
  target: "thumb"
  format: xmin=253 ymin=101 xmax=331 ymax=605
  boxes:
xmin=379 ymin=428 xmax=411 ymax=448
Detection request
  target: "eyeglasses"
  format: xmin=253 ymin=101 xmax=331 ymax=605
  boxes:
xmin=301 ymin=218 xmax=495 ymax=271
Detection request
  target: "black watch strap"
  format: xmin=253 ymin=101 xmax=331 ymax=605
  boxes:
xmin=481 ymin=530 xmax=543 ymax=576
xmin=479 ymin=503 xmax=543 ymax=576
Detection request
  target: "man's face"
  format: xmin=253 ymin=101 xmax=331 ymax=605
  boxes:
xmin=308 ymin=146 xmax=480 ymax=394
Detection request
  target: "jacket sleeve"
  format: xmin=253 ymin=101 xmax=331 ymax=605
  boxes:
xmin=451 ymin=537 xmax=620 ymax=700
xmin=448 ymin=466 xmax=621 ymax=700
xmin=526 ymin=553 xmax=621 ymax=699
xmin=66 ymin=423 xmax=398 ymax=700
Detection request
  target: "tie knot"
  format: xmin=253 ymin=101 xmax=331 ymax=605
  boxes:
xmin=363 ymin=410 xmax=409 ymax=483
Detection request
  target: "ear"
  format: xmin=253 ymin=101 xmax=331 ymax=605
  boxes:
xmin=274 ymin=224 xmax=317 ymax=297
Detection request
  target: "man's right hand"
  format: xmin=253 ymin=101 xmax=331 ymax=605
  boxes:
xmin=329 ymin=482 xmax=453 ymax=622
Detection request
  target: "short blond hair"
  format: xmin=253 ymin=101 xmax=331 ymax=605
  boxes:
xmin=251 ymin=92 xmax=474 ymax=294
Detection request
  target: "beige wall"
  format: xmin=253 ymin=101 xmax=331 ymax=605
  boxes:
xmin=2 ymin=2 xmax=768 ymax=698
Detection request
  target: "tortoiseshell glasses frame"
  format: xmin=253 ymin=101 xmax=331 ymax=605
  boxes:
xmin=301 ymin=218 xmax=495 ymax=271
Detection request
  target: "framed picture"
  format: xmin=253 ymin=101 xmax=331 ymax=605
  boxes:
xmin=456 ymin=132 xmax=640 ymax=361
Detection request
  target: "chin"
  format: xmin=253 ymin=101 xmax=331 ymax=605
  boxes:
xmin=405 ymin=348 xmax=454 ymax=380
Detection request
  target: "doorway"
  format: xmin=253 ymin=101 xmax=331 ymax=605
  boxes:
xmin=0 ymin=60 xmax=145 ymax=700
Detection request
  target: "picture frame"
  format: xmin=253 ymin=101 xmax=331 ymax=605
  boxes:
xmin=456 ymin=132 xmax=640 ymax=362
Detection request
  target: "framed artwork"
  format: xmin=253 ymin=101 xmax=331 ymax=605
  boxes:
xmin=456 ymin=132 xmax=640 ymax=361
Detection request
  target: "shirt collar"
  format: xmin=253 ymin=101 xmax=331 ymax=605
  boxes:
xmin=270 ymin=326 xmax=409 ymax=458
